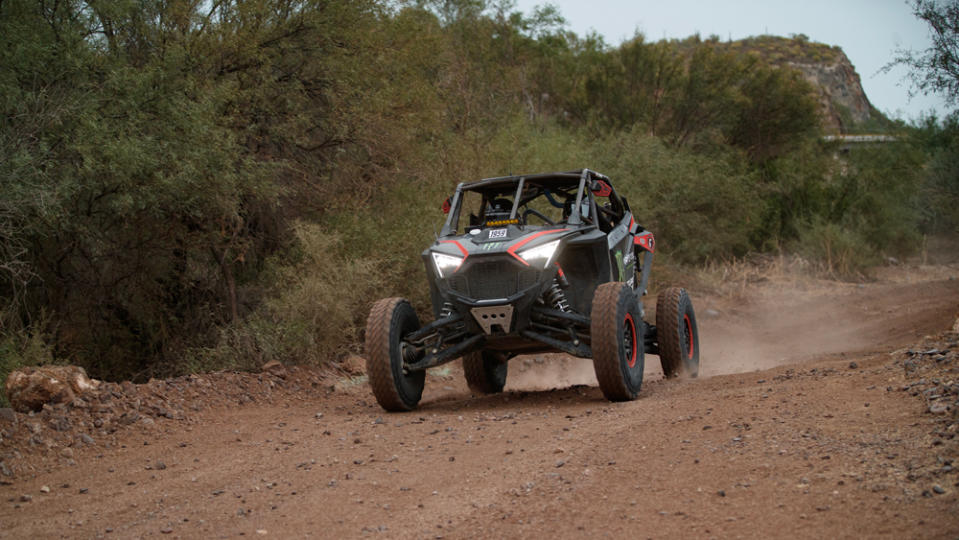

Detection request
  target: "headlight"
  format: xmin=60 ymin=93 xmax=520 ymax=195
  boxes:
xmin=432 ymin=251 xmax=464 ymax=278
xmin=517 ymin=239 xmax=561 ymax=268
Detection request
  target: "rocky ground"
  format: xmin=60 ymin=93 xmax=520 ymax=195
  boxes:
xmin=0 ymin=360 xmax=369 ymax=481
xmin=0 ymin=264 xmax=957 ymax=538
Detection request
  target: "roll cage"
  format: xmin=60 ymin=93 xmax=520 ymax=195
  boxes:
xmin=440 ymin=169 xmax=632 ymax=237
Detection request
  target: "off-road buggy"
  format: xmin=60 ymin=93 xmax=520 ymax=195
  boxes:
xmin=366 ymin=169 xmax=699 ymax=411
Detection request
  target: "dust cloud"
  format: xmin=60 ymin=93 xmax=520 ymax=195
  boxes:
xmin=504 ymin=268 xmax=959 ymax=391
xmin=505 ymin=354 xmax=600 ymax=391
xmin=696 ymin=293 xmax=866 ymax=377
xmin=503 ymin=288 xmax=859 ymax=392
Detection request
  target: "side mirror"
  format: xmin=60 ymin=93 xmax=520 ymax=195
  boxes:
xmin=442 ymin=196 xmax=451 ymax=214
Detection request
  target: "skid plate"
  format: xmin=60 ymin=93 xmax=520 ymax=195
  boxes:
xmin=471 ymin=305 xmax=514 ymax=335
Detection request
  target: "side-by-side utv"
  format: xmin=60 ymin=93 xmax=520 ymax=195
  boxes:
xmin=366 ymin=169 xmax=699 ymax=411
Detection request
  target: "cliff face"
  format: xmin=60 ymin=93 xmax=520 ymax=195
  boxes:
xmin=789 ymin=53 xmax=874 ymax=133
xmin=725 ymin=36 xmax=880 ymax=133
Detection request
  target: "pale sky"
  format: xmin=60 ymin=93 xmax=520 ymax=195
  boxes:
xmin=513 ymin=0 xmax=952 ymax=122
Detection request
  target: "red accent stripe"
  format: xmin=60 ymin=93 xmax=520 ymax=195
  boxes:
xmin=684 ymin=314 xmax=694 ymax=359
xmin=554 ymin=262 xmax=565 ymax=279
xmin=625 ymin=312 xmax=637 ymax=368
xmin=507 ymin=229 xmax=567 ymax=266
xmin=633 ymin=231 xmax=655 ymax=253
xmin=439 ymin=240 xmax=468 ymax=273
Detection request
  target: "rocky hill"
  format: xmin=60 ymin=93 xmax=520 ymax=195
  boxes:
xmin=725 ymin=35 xmax=887 ymax=133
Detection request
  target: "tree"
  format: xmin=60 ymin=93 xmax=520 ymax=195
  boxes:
xmin=886 ymin=0 xmax=959 ymax=108
xmin=0 ymin=0 xmax=384 ymax=379
xmin=666 ymin=38 xmax=746 ymax=147
xmin=729 ymin=63 xmax=820 ymax=163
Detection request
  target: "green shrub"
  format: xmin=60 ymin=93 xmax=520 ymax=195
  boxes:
xmin=182 ymin=223 xmax=384 ymax=371
xmin=914 ymin=113 xmax=959 ymax=234
xmin=794 ymin=219 xmax=878 ymax=277
xmin=589 ymin=130 xmax=763 ymax=263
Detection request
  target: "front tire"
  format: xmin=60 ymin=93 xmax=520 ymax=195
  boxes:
xmin=656 ymin=287 xmax=700 ymax=378
xmin=590 ymin=282 xmax=644 ymax=401
xmin=366 ymin=298 xmax=425 ymax=411
xmin=462 ymin=350 xmax=508 ymax=394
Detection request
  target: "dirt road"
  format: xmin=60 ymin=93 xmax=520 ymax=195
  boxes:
xmin=2 ymin=265 xmax=958 ymax=538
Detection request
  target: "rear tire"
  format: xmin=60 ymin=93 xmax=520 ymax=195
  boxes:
xmin=366 ymin=298 xmax=425 ymax=411
xmin=462 ymin=350 xmax=508 ymax=394
xmin=590 ymin=282 xmax=644 ymax=401
xmin=656 ymin=287 xmax=700 ymax=378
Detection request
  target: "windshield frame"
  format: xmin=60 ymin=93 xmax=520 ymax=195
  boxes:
xmin=439 ymin=170 xmax=597 ymax=237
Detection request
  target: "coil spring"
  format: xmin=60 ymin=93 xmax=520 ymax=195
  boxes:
xmin=545 ymin=279 xmax=570 ymax=312
xmin=439 ymin=302 xmax=455 ymax=318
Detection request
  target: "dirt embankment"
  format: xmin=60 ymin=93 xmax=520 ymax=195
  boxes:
xmin=0 ymin=263 xmax=957 ymax=538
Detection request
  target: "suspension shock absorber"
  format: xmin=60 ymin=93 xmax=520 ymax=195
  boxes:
xmin=439 ymin=302 xmax=455 ymax=318
xmin=545 ymin=278 xmax=570 ymax=312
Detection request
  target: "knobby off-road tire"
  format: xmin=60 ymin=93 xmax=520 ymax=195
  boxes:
xmin=462 ymin=350 xmax=508 ymax=394
xmin=656 ymin=287 xmax=700 ymax=378
xmin=366 ymin=298 xmax=425 ymax=412
xmin=590 ymin=282 xmax=644 ymax=401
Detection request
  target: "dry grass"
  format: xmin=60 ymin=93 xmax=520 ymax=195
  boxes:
xmin=675 ymin=235 xmax=959 ymax=308
xmin=669 ymin=252 xmax=870 ymax=304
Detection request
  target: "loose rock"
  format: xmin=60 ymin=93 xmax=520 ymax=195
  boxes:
xmin=929 ymin=402 xmax=950 ymax=415
xmin=5 ymin=366 xmax=100 ymax=413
